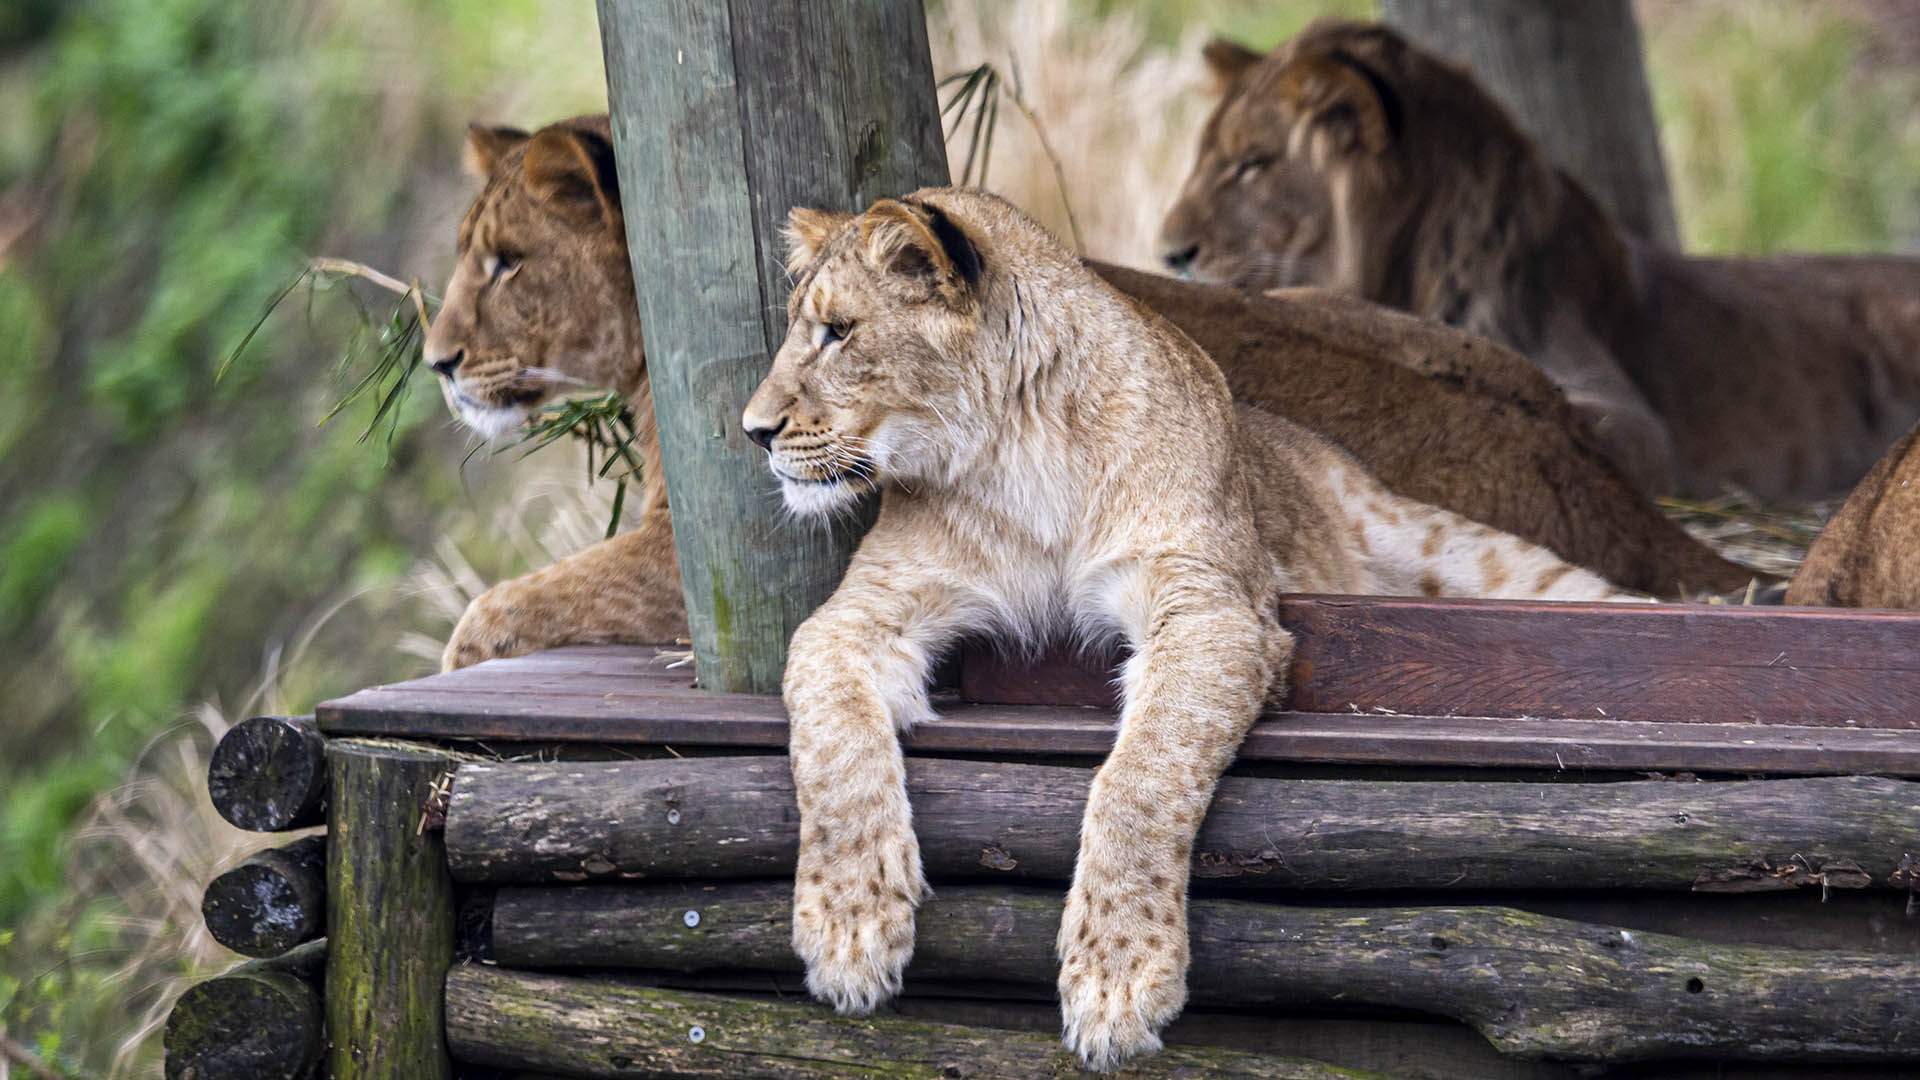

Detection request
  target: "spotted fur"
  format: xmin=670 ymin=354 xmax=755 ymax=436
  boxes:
xmin=746 ymin=189 xmax=1639 ymax=1071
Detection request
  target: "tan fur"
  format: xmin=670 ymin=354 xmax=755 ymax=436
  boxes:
xmin=1161 ymin=19 xmax=1920 ymax=500
xmin=745 ymin=189 xmax=1637 ymax=1070
xmin=425 ymin=116 xmax=683 ymax=668
xmin=427 ymin=117 xmax=1751 ymax=673
xmin=1786 ymin=421 xmax=1920 ymax=609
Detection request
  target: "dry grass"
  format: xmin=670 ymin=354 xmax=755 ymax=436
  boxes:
xmin=1659 ymin=492 xmax=1832 ymax=582
xmin=928 ymin=0 xmax=1212 ymax=265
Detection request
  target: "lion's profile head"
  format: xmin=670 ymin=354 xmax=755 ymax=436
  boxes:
xmin=742 ymin=191 xmax=1036 ymax=519
xmin=422 ymin=115 xmax=642 ymax=439
xmin=1157 ymin=18 xmax=1602 ymax=345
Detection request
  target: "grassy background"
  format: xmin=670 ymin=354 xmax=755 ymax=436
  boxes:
xmin=0 ymin=0 xmax=1914 ymax=1073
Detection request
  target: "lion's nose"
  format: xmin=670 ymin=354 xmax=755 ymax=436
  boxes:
xmin=744 ymin=416 xmax=787 ymax=451
xmin=429 ymin=349 xmax=465 ymax=378
xmin=1161 ymin=244 xmax=1200 ymax=275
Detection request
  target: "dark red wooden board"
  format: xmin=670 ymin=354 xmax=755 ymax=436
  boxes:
xmin=963 ymin=595 xmax=1920 ymax=728
xmin=318 ymin=592 xmax=1920 ymax=774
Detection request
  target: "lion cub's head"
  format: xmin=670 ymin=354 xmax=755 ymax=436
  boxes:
xmin=1158 ymin=19 xmax=1550 ymax=301
xmin=742 ymin=191 xmax=1015 ymax=519
xmin=423 ymin=115 xmax=642 ymax=439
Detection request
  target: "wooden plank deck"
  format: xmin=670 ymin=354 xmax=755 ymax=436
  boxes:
xmin=319 ymin=596 xmax=1920 ymax=775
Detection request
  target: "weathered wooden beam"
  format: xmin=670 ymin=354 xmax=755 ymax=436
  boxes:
xmin=202 ymin=834 xmax=326 ymax=957
xmin=163 ymin=940 xmax=325 ymax=1080
xmin=594 ymin=0 xmax=950 ymax=693
xmin=485 ymin=882 xmax=1920 ymax=1063
xmin=444 ymin=966 xmax=1375 ymax=1079
xmin=1379 ymin=0 xmax=1679 ymax=246
xmin=443 ymin=755 xmax=1920 ymax=893
xmin=326 ymin=741 xmax=455 ymax=1080
xmin=207 ymin=715 xmax=328 ymax=831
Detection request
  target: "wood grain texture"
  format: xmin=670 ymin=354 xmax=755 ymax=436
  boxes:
xmin=442 ymin=755 xmax=1920 ymax=894
xmin=163 ymin=942 xmax=327 ymax=1080
xmin=962 ymin=595 xmax=1920 ymax=727
xmin=201 ymin=834 xmax=326 ymax=958
xmin=443 ymin=967 xmax=1375 ymax=1078
xmin=319 ymin=637 xmax=1920 ymax=775
xmin=325 ymin=741 xmax=456 ymax=1080
xmin=595 ymin=0 xmax=948 ymax=693
xmin=207 ymin=715 xmax=328 ymax=832
xmin=1378 ymin=0 xmax=1678 ymax=245
xmin=481 ymin=882 xmax=1920 ymax=1063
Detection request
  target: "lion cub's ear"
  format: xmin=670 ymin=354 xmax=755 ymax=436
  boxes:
xmin=1201 ymin=38 xmax=1263 ymax=93
xmin=463 ymin=122 xmax=530 ymax=179
xmin=523 ymin=127 xmax=623 ymax=227
xmin=783 ymin=208 xmax=855 ymax=276
xmin=858 ymin=199 xmax=982 ymax=301
xmin=1275 ymin=52 xmax=1401 ymax=159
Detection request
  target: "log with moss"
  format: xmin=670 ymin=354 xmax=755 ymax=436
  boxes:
xmin=163 ymin=940 xmax=326 ymax=1080
xmin=208 ymin=715 xmax=329 ymax=832
xmin=444 ymin=756 xmax=1919 ymax=893
xmin=202 ymin=834 xmax=326 ymax=957
xmin=486 ymin=882 xmax=1920 ymax=1063
xmin=326 ymin=740 xmax=455 ymax=1080
xmin=445 ymin=966 xmax=1377 ymax=1079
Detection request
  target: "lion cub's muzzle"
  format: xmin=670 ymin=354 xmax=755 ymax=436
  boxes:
xmin=741 ymin=415 xmax=877 ymax=516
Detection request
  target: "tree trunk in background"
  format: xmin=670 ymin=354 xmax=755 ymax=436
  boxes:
xmin=1380 ymin=0 xmax=1681 ymax=248
xmin=594 ymin=1 xmax=951 ymax=693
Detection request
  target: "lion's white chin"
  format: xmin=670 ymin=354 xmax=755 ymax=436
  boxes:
xmin=779 ymin=475 xmax=868 ymax=518
xmin=449 ymin=389 xmax=530 ymax=441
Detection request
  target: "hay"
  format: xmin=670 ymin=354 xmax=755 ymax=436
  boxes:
xmin=1658 ymin=491 xmax=1834 ymax=582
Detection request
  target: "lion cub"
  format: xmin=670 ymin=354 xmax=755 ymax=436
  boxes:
xmin=744 ymin=188 xmax=1635 ymax=1070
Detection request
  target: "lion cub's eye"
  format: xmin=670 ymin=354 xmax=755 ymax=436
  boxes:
xmin=484 ymin=252 xmax=520 ymax=281
xmin=1233 ymin=156 xmax=1270 ymax=182
xmin=811 ymin=320 xmax=852 ymax=349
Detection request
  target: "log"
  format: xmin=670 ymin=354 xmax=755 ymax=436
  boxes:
xmin=208 ymin=715 xmax=328 ymax=831
xmin=443 ymin=756 xmax=1920 ymax=893
xmin=487 ymin=882 xmax=1920 ymax=1063
xmin=595 ymin=0 xmax=949 ymax=692
xmin=202 ymin=835 xmax=326 ymax=957
xmin=326 ymin=741 xmax=455 ymax=1080
xmin=444 ymin=966 xmax=1376 ymax=1079
xmin=163 ymin=941 xmax=326 ymax=1080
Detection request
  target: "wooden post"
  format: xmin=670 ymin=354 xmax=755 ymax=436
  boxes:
xmin=207 ymin=715 xmax=328 ymax=831
xmin=325 ymin=741 xmax=455 ymax=1080
xmin=201 ymin=834 xmax=327 ymax=957
xmin=594 ymin=1 xmax=951 ymax=693
xmin=1379 ymin=0 xmax=1680 ymax=247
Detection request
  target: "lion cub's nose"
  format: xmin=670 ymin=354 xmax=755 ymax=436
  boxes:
xmin=428 ymin=349 xmax=465 ymax=378
xmin=744 ymin=416 xmax=787 ymax=451
xmin=1161 ymin=244 xmax=1200 ymax=275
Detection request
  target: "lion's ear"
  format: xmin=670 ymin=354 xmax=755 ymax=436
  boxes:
xmin=1201 ymin=38 xmax=1262 ymax=93
xmin=1275 ymin=52 xmax=1400 ymax=157
xmin=783 ymin=208 xmax=854 ymax=275
xmin=463 ymin=123 xmax=530 ymax=179
xmin=859 ymin=199 xmax=981 ymax=298
xmin=523 ymin=127 xmax=623 ymax=226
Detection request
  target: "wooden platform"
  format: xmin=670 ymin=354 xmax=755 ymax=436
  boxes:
xmin=320 ymin=595 xmax=1920 ymax=775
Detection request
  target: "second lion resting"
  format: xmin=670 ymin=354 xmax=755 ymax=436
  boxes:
xmin=747 ymin=188 xmax=1637 ymax=1069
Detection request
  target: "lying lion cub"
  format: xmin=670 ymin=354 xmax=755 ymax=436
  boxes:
xmin=746 ymin=188 xmax=1637 ymax=1070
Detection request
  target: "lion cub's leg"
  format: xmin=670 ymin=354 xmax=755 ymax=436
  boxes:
xmin=1329 ymin=463 xmax=1642 ymax=602
xmin=783 ymin=551 xmax=973 ymax=1015
xmin=1056 ymin=564 xmax=1282 ymax=1071
xmin=441 ymin=507 xmax=686 ymax=670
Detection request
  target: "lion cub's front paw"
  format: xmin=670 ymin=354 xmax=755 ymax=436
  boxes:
xmin=791 ymin=824 xmax=925 ymax=1014
xmin=1056 ymin=881 xmax=1188 ymax=1072
xmin=442 ymin=578 xmax=583 ymax=671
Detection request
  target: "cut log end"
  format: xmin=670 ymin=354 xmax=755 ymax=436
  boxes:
xmin=208 ymin=716 xmax=328 ymax=832
xmin=202 ymin=836 xmax=326 ymax=958
xmin=163 ymin=969 xmax=323 ymax=1080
